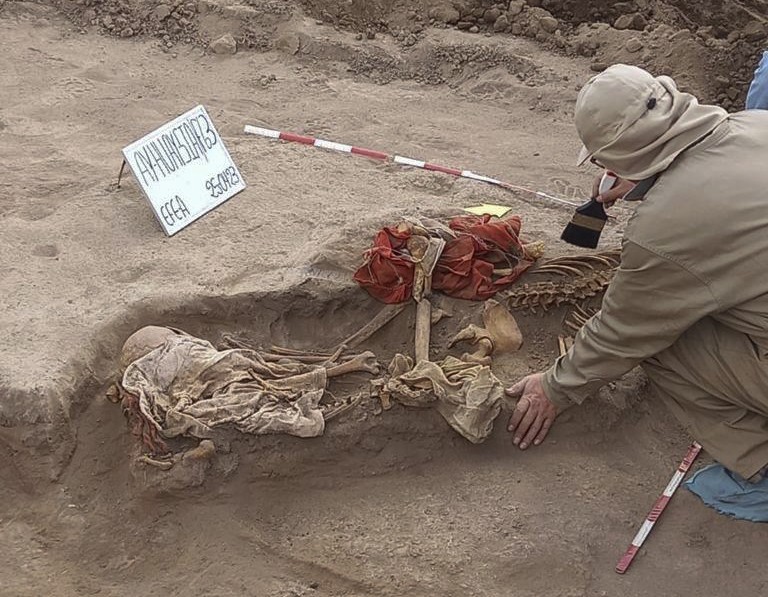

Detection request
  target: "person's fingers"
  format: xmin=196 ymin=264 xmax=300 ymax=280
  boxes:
xmin=507 ymin=396 xmax=530 ymax=432
xmin=505 ymin=377 xmax=527 ymax=398
xmin=513 ymin=403 xmax=538 ymax=446
xmin=596 ymin=185 xmax=626 ymax=205
xmin=591 ymin=173 xmax=601 ymax=198
xmin=519 ymin=413 xmax=544 ymax=450
xmin=533 ymin=415 xmax=554 ymax=446
xmin=597 ymin=179 xmax=636 ymax=204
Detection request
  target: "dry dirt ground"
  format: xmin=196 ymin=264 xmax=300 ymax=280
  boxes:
xmin=2 ymin=1 xmax=768 ymax=596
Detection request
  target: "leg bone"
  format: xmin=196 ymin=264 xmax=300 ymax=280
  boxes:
xmin=326 ymin=351 xmax=380 ymax=377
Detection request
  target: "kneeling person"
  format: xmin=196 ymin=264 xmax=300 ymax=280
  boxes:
xmin=508 ymin=64 xmax=768 ymax=483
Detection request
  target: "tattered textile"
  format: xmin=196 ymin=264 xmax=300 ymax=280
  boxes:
xmin=354 ymin=215 xmax=536 ymax=303
xmin=121 ymin=334 xmax=327 ymax=444
xmin=383 ymin=354 xmax=504 ymax=443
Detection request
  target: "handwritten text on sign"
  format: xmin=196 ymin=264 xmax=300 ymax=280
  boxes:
xmin=122 ymin=105 xmax=246 ymax=236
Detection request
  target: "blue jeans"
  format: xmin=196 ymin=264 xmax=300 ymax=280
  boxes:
xmin=746 ymin=51 xmax=768 ymax=110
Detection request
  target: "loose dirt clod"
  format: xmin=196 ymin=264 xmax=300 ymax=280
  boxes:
xmin=210 ymin=33 xmax=237 ymax=55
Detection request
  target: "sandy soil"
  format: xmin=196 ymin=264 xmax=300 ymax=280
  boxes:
xmin=2 ymin=1 xmax=768 ymax=596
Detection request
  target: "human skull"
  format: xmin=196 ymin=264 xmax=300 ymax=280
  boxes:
xmin=120 ymin=325 xmax=178 ymax=369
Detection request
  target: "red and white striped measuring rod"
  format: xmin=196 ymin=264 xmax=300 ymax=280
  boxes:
xmin=243 ymin=125 xmax=578 ymax=208
xmin=615 ymin=441 xmax=702 ymax=574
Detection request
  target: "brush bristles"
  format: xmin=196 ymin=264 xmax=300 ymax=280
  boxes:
xmin=561 ymin=223 xmax=601 ymax=248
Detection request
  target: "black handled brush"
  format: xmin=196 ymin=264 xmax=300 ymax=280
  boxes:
xmin=560 ymin=198 xmax=608 ymax=248
xmin=560 ymin=173 xmax=616 ymax=248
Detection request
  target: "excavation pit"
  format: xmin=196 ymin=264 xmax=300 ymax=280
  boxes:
xmin=107 ymin=276 xmax=576 ymax=488
xmin=5 ymin=2 xmax=768 ymax=593
xmin=29 ymin=277 xmax=698 ymax=597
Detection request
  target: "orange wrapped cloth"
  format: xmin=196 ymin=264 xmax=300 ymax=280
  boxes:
xmin=354 ymin=215 xmax=537 ymax=303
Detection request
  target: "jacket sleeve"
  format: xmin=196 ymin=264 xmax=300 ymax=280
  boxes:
xmin=542 ymin=240 xmax=720 ymax=409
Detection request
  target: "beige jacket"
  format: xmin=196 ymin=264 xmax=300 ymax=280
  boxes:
xmin=544 ymin=111 xmax=768 ymax=408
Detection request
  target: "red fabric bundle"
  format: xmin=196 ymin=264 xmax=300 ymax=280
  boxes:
xmin=352 ymin=226 xmax=415 ymax=303
xmin=353 ymin=215 xmax=536 ymax=303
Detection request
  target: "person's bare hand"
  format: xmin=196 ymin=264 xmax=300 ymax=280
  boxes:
xmin=506 ymin=373 xmax=558 ymax=449
xmin=591 ymin=173 xmax=635 ymax=207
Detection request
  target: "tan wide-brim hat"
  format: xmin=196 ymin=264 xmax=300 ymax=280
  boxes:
xmin=576 ymin=144 xmax=591 ymax=166
xmin=573 ymin=64 xmax=728 ymax=180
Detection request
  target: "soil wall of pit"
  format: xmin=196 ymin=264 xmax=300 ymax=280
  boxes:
xmin=49 ymin=0 xmax=768 ymax=108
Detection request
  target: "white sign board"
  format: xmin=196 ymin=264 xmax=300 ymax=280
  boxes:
xmin=122 ymin=105 xmax=246 ymax=236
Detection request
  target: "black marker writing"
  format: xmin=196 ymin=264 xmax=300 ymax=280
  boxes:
xmin=205 ymin=166 xmax=241 ymax=199
xmin=160 ymin=195 xmax=191 ymax=227
xmin=132 ymin=111 xmax=219 ymax=187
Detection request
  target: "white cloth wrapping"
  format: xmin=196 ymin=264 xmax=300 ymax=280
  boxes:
xmin=121 ymin=334 xmax=327 ymax=440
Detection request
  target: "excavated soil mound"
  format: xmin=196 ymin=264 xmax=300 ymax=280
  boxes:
xmin=51 ymin=0 xmax=768 ymax=108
